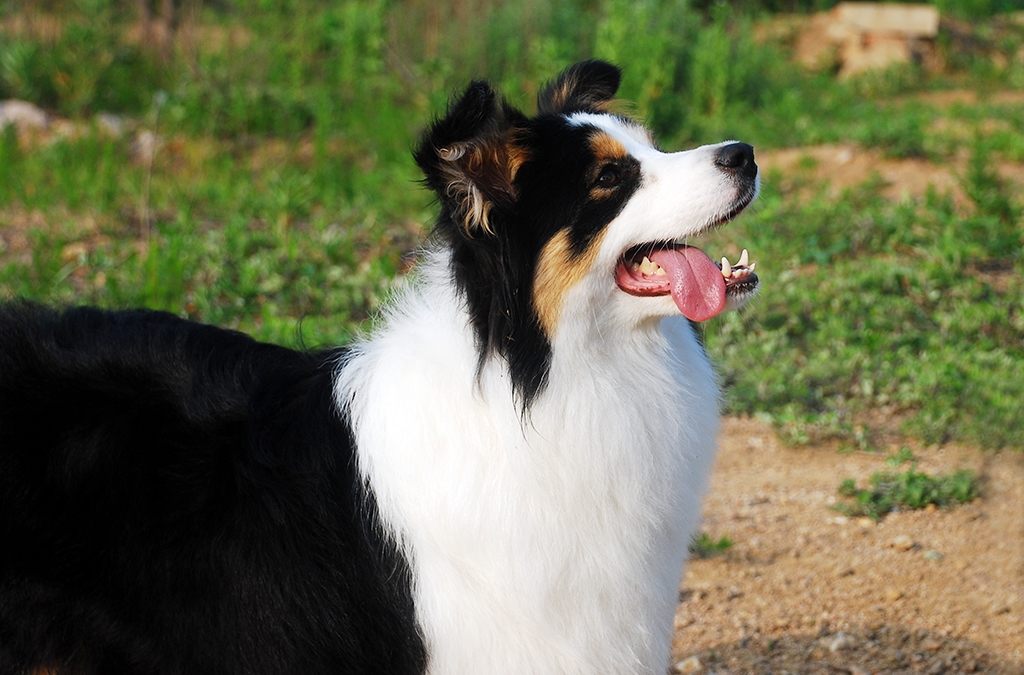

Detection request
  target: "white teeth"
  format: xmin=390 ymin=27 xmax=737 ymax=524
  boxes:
xmin=638 ymin=256 xmax=663 ymax=275
xmin=728 ymin=263 xmax=756 ymax=279
xmin=738 ymin=249 xmax=749 ymax=267
xmin=721 ymin=257 xmax=732 ymax=278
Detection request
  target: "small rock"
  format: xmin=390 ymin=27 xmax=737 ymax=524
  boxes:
xmin=922 ymin=638 xmax=942 ymax=651
xmin=0 ymin=100 xmax=48 ymax=130
xmin=923 ymin=549 xmax=945 ymax=561
xmin=829 ymin=631 xmax=854 ymax=652
xmin=885 ymin=588 xmax=903 ymax=602
xmin=849 ymin=666 xmax=871 ymax=675
xmin=96 ymin=112 xmax=127 ymax=136
xmin=674 ymin=614 xmax=694 ymax=629
xmin=856 ymin=516 xmax=875 ymax=529
xmin=989 ymin=601 xmax=1011 ymax=616
xmin=674 ymin=655 xmax=702 ymax=673
xmin=61 ymin=242 xmax=89 ymax=263
xmin=925 ymin=659 xmax=947 ymax=675
xmin=834 ymin=565 xmax=855 ymax=578
xmin=892 ymin=534 xmax=915 ymax=551
xmin=132 ymin=130 xmax=162 ymax=165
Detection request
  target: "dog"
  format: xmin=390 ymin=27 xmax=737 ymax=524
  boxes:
xmin=0 ymin=60 xmax=759 ymax=675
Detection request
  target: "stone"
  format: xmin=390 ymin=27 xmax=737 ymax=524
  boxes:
xmin=132 ymin=130 xmax=162 ymax=165
xmin=674 ymin=655 xmax=702 ymax=673
xmin=834 ymin=2 xmax=940 ymax=37
xmin=0 ymin=100 xmax=48 ymax=130
xmin=835 ymin=565 xmax=856 ymax=578
xmin=840 ymin=34 xmax=916 ymax=77
xmin=892 ymin=534 xmax=915 ymax=551
xmin=795 ymin=2 xmax=942 ymax=77
xmin=96 ymin=113 xmax=127 ymax=137
xmin=829 ymin=631 xmax=854 ymax=652
xmin=61 ymin=242 xmax=89 ymax=264
xmin=989 ymin=601 xmax=1011 ymax=616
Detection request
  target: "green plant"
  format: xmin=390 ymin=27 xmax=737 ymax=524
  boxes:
xmin=833 ymin=450 xmax=981 ymax=521
xmin=689 ymin=532 xmax=734 ymax=559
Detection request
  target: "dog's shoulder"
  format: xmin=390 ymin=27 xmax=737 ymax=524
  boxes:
xmin=0 ymin=301 xmax=338 ymax=401
xmin=0 ymin=301 xmax=349 ymax=481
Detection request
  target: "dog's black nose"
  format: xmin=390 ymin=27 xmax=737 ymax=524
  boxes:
xmin=715 ymin=142 xmax=756 ymax=178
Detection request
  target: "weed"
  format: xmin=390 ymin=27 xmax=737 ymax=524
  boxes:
xmin=688 ymin=532 xmax=734 ymax=559
xmin=885 ymin=446 xmax=917 ymax=467
xmin=833 ymin=449 xmax=981 ymax=521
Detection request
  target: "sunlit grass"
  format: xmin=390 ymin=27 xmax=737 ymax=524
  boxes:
xmin=1 ymin=1 xmax=1022 ymax=447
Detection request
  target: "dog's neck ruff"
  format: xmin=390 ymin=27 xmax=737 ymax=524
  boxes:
xmin=335 ymin=250 xmax=720 ymax=674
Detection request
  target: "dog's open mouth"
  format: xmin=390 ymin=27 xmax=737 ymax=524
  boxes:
xmin=615 ymin=243 xmax=758 ymax=321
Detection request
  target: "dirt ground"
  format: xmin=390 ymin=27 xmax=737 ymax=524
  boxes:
xmin=670 ymin=417 xmax=1024 ymax=675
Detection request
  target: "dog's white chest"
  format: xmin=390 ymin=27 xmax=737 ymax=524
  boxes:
xmin=337 ymin=275 xmax=720 ymax=674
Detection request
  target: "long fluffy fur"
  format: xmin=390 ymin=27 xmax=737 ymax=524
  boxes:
xmin=336 ymin=252 xmax=719 ymax=673
xmin=0 ymin=61 xmax=758 ymax=675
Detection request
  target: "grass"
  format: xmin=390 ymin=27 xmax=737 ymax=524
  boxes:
xmin=832 ymin=449 xmax=981 ymax=521
xmin=688 ymin=532 xmax=734 ymax=559
xmin=1 ymin=1 xmax=1022 ymax=448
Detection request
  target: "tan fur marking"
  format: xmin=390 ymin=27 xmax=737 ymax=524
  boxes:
xmin=533 ymin=229 xmax=606 ymax=337
xmin=546 ymin=76 xmax=578 ymax=114
xmin=436 ymin=136 xmax=528 ymax=236
xmin=545 ymin=74 xmax=615 ymax=113
xmin=589 ymin=132 xmax=627 ymax=163
xmin=506 ymin=143 xmax=529 ymax=183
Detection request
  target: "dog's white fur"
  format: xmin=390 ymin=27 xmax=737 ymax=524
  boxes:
xmin=336 ymin=117 xmax=757 ymax=674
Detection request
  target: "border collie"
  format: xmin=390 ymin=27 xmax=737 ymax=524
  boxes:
xmin=0 ymin=61 xmax=759 ymax=675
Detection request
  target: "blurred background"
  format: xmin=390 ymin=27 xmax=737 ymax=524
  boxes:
xmin=0 ymin=0 xmax=1021 ymax=451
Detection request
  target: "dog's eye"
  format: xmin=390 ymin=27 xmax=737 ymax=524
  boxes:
xmin=596 ymin=165 xmax=621 ymax=188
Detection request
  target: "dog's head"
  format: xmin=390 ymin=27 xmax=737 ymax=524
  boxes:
xmin=415 ymin=60 xmax=759 ymax=406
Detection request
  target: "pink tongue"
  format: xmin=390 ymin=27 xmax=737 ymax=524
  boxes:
xmin=649 ymin=247 xmax=727 ymax=322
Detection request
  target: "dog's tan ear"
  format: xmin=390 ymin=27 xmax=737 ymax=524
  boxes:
xmin=537 ymin=60 xmax=621 ymax=115
xmin=415 ymin=82 xmax=528 ymax=236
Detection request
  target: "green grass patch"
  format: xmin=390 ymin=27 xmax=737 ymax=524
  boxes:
xmin=1 ymin=3 xmax=1022 ymax=448
xmin=832 ymin=449 xmax=981 ymax=521
xmin=688 ymin=532 xmax=734 ymax=559
xmin=703 ymin=141 xmax=1024 ymax=449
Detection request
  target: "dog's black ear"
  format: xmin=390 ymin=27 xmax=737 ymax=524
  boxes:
xmin=537 ymin=60 xmax=621 ymax=115
xmin=415 ymin=81 xmax=528 ymax=236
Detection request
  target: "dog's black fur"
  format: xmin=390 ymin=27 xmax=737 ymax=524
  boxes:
xmin=0 ymin=304 xmax=425 ymax=675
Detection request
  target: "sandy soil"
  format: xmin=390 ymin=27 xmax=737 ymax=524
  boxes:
xmin=671 ymin=417 xmax=1024 ymax=674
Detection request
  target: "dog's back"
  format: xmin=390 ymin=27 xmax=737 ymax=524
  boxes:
xmin=0 ymin=304 xmax=425 ymax=675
